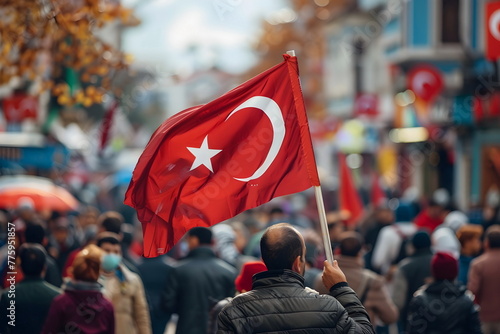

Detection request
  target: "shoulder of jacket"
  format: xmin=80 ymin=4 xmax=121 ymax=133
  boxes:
xmin=120 ymin=265 xmax=142 ymax=283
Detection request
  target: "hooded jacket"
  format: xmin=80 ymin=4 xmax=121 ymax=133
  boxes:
xmin=217 ymin=269 xmax=375 ymax=333
xmin=407 ymin=280 xmax=481 ymax=334
xmin=41 ymin=280 xmax=115 ymax=334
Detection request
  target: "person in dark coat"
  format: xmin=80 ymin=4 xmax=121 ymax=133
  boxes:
xmin=41 ymin=244 xmax=115 ymax=334
xmin=24 ymin=223 xmax=63 ymax=287
xmin=0 ymin=243 xmax=61 ymax=334
xmin=161 ymin=227 xmax=237 ymax=334
xmin=391 ymin=230 xmax=433 ymax=329
xmin=138 ymin=254 xmax=175 ymax=334
xmin=217 ymin=223 xmax=375 ymax=333
xmin=407 ymin=252 xmax=482 ymax=334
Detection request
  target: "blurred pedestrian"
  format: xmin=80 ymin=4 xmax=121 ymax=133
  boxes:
xmin=217 ymin=223 xmax=375 ymax=333
xmin=371 ymin=204 xmax=416 ymax=276
xmin=391 ymin=230 xmax=433 ymax=331
xmin=161 ymin=227 xmax=237 ymax=334
xmin=0 ymin=243 xmax=61 ymax=334
xmin=61 ymin=224 xmax=98 ymax=278
xmin=326 ymin=211 xmax=346 ymax=254
xmin=97 ymin=211 xmax=123 ymax=235
xmin=12 ymin=197 xmax=37 ymax=231
xmin=407 ymin=252 xmax=481 ymax=334
xmin=431 ymin=210 xmax=467 ymax=259
xmin=24 ymin=223 xmax=63 ymax=287
xmin=212 ymin=223 xmax=240 ymax=267
xmin=207 ymin=261 xmax=267 ymax=334
xmin=456 ymin=224 xmax=483 ymax=285
xmin=303 ymin=241 xmax=322 ymax=288
xmin=138 ymin=254 xmax=175 ymax=334
xmin=41 ymin=244 xmax=115 ymax=334
xmin=97 ymin=211 xmax=140 ymax=274
xmin=413 ymin=199 xmax=446 ymax=233
xmin=97 ymin=232 xmax=152 ymax=334
xmin=315 ymin=232 xmax=398 ymax=329
xmin=47 ymin=216 xmax=80 ymax=273
xmin=468 ymin=225 xmax=500 ymax=334
xmin=363 ymin=206 xmax=394 ymax=272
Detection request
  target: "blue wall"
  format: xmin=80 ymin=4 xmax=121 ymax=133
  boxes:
xmin=409 ymin=0 xmax=431 ymax=46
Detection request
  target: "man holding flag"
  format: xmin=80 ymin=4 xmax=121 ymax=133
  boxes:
xmin=217 ymin=223 xmax=374 ymax=333
xmin=125 ymin=53 xmax=373 ymax=332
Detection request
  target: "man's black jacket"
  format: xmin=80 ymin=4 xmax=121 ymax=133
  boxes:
xmin=217 ymin=269 xmax=375 ymax=333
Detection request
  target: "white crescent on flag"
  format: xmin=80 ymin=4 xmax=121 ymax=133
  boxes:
xmin=489 ymin=9 xmax=500 ymax=41
xmin=225 ymin=96 xmax=286 ymax=182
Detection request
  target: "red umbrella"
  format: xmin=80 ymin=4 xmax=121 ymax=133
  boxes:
xmin=0 ymin=176 xmax=78 ymax=211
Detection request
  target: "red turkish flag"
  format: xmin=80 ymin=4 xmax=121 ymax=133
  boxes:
xmin=370 ymin=172 xmax=386 ymax=208
xmin=125 ymin=55 xmax=320 ymax=257
xmin=486 ymin=2 xmax=500 ymax=60
xmin=338 ymin=154 xmax=364 ymax=226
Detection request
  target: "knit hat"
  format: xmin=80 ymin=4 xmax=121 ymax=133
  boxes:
xmin=235 ymin=261 xmax=267 ymax=292
xmin=411 ymin=230 xmax=431 ymax=250
xmin=431 ymin=252 xmax=458 ymax=281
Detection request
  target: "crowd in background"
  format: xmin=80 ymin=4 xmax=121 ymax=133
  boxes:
xmin=0 ymin=187 xmax=499 ymax=334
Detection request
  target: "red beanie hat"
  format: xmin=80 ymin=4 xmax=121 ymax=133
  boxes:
xmin=235 ymin=261 xmax=267 ymax=293
xmin=431 ymin=252 xmax=458 ymax=281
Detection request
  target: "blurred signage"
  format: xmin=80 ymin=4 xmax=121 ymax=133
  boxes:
xmin=474 ymin=92 xmax=500 ymax=121
xmin=486 ymin=2 xmax=500 ymax=60
xmin=2 ymin=94 xmax=38 ymax=123
xmin=0 ymin=145 xmax=69 ymax=169
xmin=429 ymin=97 xmax=452 ymax=124
xmin=354 ymin=93 xmax=379 ymax=117
xmin=407 ymin=65 xmax=444 ymax=103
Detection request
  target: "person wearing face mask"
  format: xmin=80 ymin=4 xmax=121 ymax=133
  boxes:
xmin=97 ymin=232 xmax=152 ymax=334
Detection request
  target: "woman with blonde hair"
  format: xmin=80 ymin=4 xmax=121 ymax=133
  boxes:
xmin=42 ymin=244 xmax=115 ymax=334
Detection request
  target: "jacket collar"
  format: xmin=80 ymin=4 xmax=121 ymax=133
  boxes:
xmin=63 ymin=279 xmax=103 ymax=292
xmin=21 ymin=276 xmax=44 ymax=282
xmin=252 ymin=269 xmax=305 ymax=289
xmin=186 ymin=246 xmax=216 ymax=259
xmin=425 ymin=279 xmax=465 ymax=296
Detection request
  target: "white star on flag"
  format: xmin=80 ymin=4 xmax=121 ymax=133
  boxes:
xmin=187 ymin=135 xmax=222 ymax=172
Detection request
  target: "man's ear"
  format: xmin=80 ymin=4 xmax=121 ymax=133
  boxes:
xmin=292 ymin=255 xmax=302 ymax=273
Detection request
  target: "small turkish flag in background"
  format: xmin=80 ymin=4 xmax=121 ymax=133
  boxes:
xmin=486 ymin=2 xmax=500 ymax=60
xmin=125 ymin=54 xmax=319 ymax=257
xmin=338 ymin=154 xmax=364 ymax=226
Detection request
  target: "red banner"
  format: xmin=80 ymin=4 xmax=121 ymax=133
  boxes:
xmin=2 ymin=94 xmax=38 ymax=123
xmin=486 ymin=2 xmax=500 ymax=60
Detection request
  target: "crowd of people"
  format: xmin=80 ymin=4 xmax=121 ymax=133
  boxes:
xmin=0 ymin=187 xmax=499 ymax=334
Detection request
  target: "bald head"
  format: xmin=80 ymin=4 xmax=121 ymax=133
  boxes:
xmin=260 ymin=223 xmax=305 ymax=272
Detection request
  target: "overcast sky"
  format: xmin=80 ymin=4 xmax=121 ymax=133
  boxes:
xmin=122 ymin=0 xmax=288 ymax=75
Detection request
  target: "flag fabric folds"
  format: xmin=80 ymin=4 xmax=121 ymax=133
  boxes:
xmin=124 ymin=54 xmax=320 ymax=257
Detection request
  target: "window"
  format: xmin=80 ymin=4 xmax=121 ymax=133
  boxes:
xmin=441 ymin=0 xmax=461 ymax=43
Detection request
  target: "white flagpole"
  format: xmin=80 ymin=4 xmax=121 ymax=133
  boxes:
xmin=315 ymin=186 xmax=334 ymax=263
xmin=286 ymin=49 xmax=334 ymax=263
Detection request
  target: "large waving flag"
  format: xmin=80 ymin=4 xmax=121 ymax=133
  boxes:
xmin=125 ymin=54 xmax=320 ymax=257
